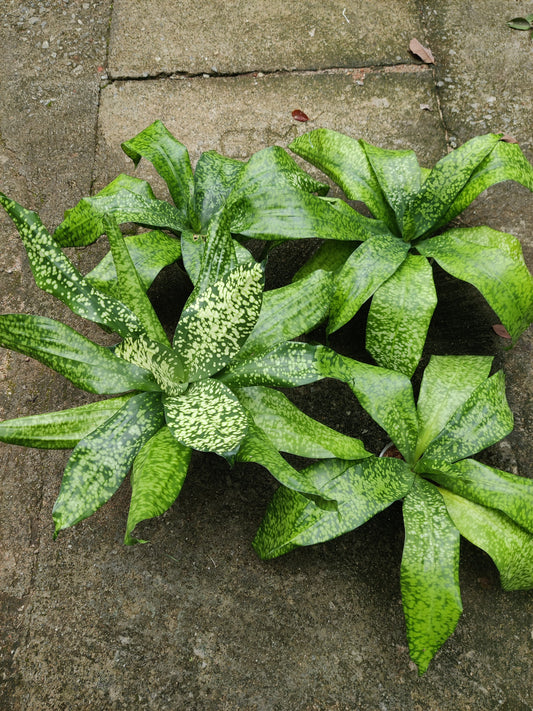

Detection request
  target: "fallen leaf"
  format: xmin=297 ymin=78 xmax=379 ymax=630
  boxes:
xmin=500 ymin=134 xmax=518 ymax=144
xmin=507 ymin=17 xmax=532 ymax=31
xmin=409 ymin=38 xmax=435 ymax=64
xmin=492 ymin=324 xmax=512 ymax=339
xmin=292 ymin=109 xmax=309 ymax=122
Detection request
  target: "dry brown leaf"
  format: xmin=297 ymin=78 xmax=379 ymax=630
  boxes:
xmin=500 ymin=134 xmax=519 ymax=144
xmin=291 ymin=109 xmax=309 ymax=122
xmin=492 ymin=324 xmax=512 ymax=339
xmin=409 ymin=38 xmax=435 ymax=64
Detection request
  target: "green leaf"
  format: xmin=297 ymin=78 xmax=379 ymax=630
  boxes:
xmin=52 ymin=391 xmax=165 ymax=535
xmin=428 ymin=459 xmax=533 ymax=534
xmin=319 ymin=351 xmax=419 ymax=464
xmin=417 ymin=227 xmax=533 ymax=341
xmin=85 ymin=230 xmax=181 ymax=297
xmin=115 ymin=334 xmax=186 ymax=395
xmin=235 ymin=423 xmax=334 ymax=502
xmin=237 ymin=269 xmax=334 ymax=360
xmin=163 ymin=378 xmax=249 ymax=457
xmin=440 ymin=488 xmax=533 ymax=591
xmin=173 ymin=261 xmax=264 ymax=381
xmin=415 ymin=355 xmax=494 ymax=460
xmin=293 ymin=240 xmax=358 ymax=282
xmin=328 ymin=232 xmax=410 ymax=333
xmin=0 ymin=314 xmax=158 ymax=394
xmin=507 ymin=17 xmax=532 ymax=30
xmin=440 ymin=140 xmax=533 ymax=227
xmin=361 ymin=141 xmax=422 ymax=229
xmin=180 ymin=228 xmax=253 ymax=286
xmin=417 ymin=371 xmax=514 ymax=471
xmin=54 ymin=190 xmax=187 ymax=248
xmin=0 ymin=394 xmax=135 ymax=449
xmin=218 ymin=342 xmax=325 ymax=388
xmin=104 ymin=217 xmax=169 ymax=345
xmin=121 ymin=120 xmax=198 ymax=230
xmin=235 ymin=386 xmax=371 ymax=460
xmin=253 ymin=457 xmax=414 ymax=559
xmin=366 ymin=254 xmax=437 ymax=377
xmin=401 ymin=477 xmax=462 ymax=674
xmin=229 ymin=188 xmax=382 ymax=243
xmin=125 ymin=426 xmax=192 ymax=544
xmin=0 ymin=194 xmax=142 ymax=338
xmin=402 ymin=134 xmax=501 ymax=240
xmin=193 ymin=150 xmax=245 ymax=230
xmin=193 ymin=208 xmax=241 ymax=292
xmin=289 ymin=129 xmax=397 ymax=229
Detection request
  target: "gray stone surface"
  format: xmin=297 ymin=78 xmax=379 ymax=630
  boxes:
xmin=1 ymin=0 xmax=533 ymax=709
xmin=108 ymin=0 xmax=423 ymax=77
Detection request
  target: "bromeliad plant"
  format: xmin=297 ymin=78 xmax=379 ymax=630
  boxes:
xmin=254 ymin=353 xmax=533 ymax=673
xmin=289 ymin=129 xmax=533 ymax=376
xmin=0 ymin=193 xmax=372 ymax=543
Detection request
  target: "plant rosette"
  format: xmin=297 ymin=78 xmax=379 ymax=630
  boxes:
xmin=289 ymin=129 xmax=533 ymax=377
xmin=254 ymin=353 xmax=533 ymax=673
xmin=0 ymin=194 xmax=372 ymax=544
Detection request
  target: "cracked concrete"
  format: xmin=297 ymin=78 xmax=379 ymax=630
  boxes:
xmin=1 ymin=1 xmax=532 ymax=709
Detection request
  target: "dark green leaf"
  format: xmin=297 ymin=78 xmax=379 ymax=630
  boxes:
xmin=121 ymin=120 xmax=198 ymax=229
xmin=235 ymin=386 xmax=371 ymax=460
xmin=254 ymin=457 xmax=414 ymax=559
xmin=417 ymin=371 xmax=514 ymax=471
xmin=417 ymin=227 xmax=533 ymax=341
xmin=401 ymin=477 xmax=462 ymax=674
xmin=428 ymin=459 xmax=533 ymax=534
xmin=415 ymin=356 xmax=493 ymax=460
xmin=328 ymin=232 xmax=409 ymax=333
xmin=193 ymin=150 xmax=245 ymax=230
xmin=104 ymin=217 xmax=169 ymax=344
xmin=52 ymin=391 xmax=164 ymax=535
xmin=0 ymin=194 xmax=142 ymax=338
xmin=0 ymin=314 xmax=158 ymax=394
xmin=366 ymin=254 xmax=437 ymax=377
xmin=0 ymin=394 xmax=135 ymax=449
xmin=180 ymin=228 xmax=253 ymax=286
xmin=173 ymin=261 xmax=264 ymax=381
xmin=163 ymin=378 xmax=249 ymax=457
xmin=125 ymin=426 xmax=192 ymax=544
xmin=440 ymin=488 xmax=533 ymax=591
xmin=293 ymin=240 xmax=358 ymax=282
xmin=289 ymin=129 xmax=397 ymax=229
xmin=85 ymin=230 xmax=181 ymax=296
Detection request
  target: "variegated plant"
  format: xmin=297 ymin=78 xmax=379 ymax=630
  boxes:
xmin=289 ymin=130 xmax=533 ymax=376
xmin=0 ymin=193 xmax=371 ymax=544
xmin=254 ymin=353 xmax=533 ymax=673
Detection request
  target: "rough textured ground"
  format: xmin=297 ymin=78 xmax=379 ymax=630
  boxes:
xmin=1 ymin=1 xmax=532 ymax=709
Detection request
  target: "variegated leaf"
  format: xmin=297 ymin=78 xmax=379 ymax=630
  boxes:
xmin=440 ymin=488 xmax=533 ymax=591
xmin=401 ymin=477 xmax=462 ymax=674
xmin=236 ymin=269 xmax=334 ymax=361
xmin=104 ymin=217 xmax=169 ymax=345
xmin=193 ymin=150 xmax=245 ymax=230
xmin=115 ymin=334 xmax=186 ymax=395
xmin=0 ymin=314 xmax=158 ymax=394
xmin=52 ymin=391 xmax=165 ymax=535
xmin=415 ymin=356 xmax=494 ymax=461
xmin=253 ymin=457 xmax=414 ymax=559
xmin=318 ymin=350 xmax=419 ymax=464
xmin=180 ymin=228 xmax=253 ymax=287
xmin=0 ymin=394 xmax=135 ymax=449
xmin=218 ymin=342 xmax=325 ymax=388
xmin=121 ymin=120 xmax=198 ymax=230
xmin=417 ymin=371 xmax=514 ymax=471
xmin=328 ymin=231 xmax=410 ymax=334
xmin=293 ymin=240 xmax=357 ymax=282
xmin=0 ymin=193 xmax=142 ymax=338
xmin=125 ymin=426 xmax=192 ymax=544
xmin=163 ymin=378 xmax=249 ymax=457
xmin=289 ymin=129 xmax=397 ymax=229
xmin=428 ymin=459 xmax=533 ymax=534
xmin=417 ymin=226 xmax=533 ymax=341
xmin=85 ymin=230 xmax=182 ymax=297
xmin=366 ymin=254 xmax=437 ymax=377
xmin=173 ymin=262 xmax=264 ymax=381
xmin=235 ymin=386 xmax=371 ymax=460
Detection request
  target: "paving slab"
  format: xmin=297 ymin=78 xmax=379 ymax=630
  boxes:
xmin=108 ymin=0 xmax=423 ymax=77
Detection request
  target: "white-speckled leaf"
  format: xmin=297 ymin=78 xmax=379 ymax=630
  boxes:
xmin=115 ymin=334 xmax=186 ymax=395
xmin=163 ymin=378 xmax=249 ymax=457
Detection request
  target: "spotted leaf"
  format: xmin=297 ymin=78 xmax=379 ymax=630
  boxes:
xmin=193 ymin=150 xmax=245 ymax=230
xmin=115 ymin=334 xmax=186 ymax=395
